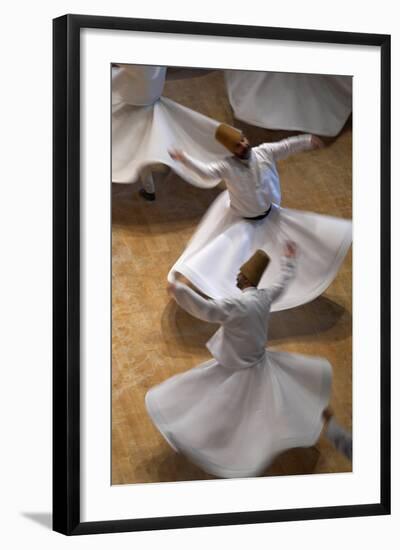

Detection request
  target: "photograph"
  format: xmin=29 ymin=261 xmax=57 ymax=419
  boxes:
xmin=1 ymin=0 xmax=396 ymax=545
xmin=111 ymin=64 xmax=353 ymax=485
xmin=52 ymin=12 xmax=391 ymax=535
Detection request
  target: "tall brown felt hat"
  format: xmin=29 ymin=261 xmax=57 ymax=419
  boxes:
xmin=215 ymin=123 xmax=243 ymax=153
xmin=240 ymin=250 xmax=270 ymax=287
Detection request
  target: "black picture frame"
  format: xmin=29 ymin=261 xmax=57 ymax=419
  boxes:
xmin=53 ymin=14 xmax=391 ymax=535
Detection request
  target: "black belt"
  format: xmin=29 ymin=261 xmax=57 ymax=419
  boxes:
xmin=244 ymin=205 xmax=272 ymax=221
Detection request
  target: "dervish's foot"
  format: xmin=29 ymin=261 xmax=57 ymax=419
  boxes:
xmin=324 ymin=417 xmax=352 ymax=461
xmin=139 ymin=188 xmax=156 ymax=202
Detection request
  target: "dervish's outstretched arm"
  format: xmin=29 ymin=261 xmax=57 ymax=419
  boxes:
xmin=168 ymin=280 xmax=232 ymax=324
xmin=268 ymin=242 xmax=298 ymax=302
xmin=169 ymin=149 xmax=226 ymax=180
xmin=258 ymin=134 xmax=324 ymax=162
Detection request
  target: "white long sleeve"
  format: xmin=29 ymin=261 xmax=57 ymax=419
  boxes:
xmin=268 ymin=257 xmax=296 ymax=302
xmin=257 ymin=134 xmax=314 ymax=162
xmin=180 ymin=152 xmax=227 ymax=181
xmin=172 ymin=282 xmax=232 ymax=324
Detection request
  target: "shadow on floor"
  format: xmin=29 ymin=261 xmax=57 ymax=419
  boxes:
xmin=161 ymin=295 xmax=351 ymax=353
xmin=268 ymin=296 xmax=352 ymax=343
xmin=112 ymin=174 xmax=223 ymax=231
xmin=125 ymin=443 xmax=325 ymax=485
xmin=130 ymin=445 xmax=215 ymax=484
xmin=265 ymin=446 xmax=322 ymax=477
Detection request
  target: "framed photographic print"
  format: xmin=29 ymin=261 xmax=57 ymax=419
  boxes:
xmin=53 ymin=14 xmax=390 ymax=535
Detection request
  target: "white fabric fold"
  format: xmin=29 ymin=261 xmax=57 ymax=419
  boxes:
xmin=112 ymin=97 xmax=229 ymax=186
xmin=168 ymin=191 xmax=352 ymax=312
xmin=146 ymin=351 xmax=332 ymax=478
xmin=112 ymin=65 xmax=167 ymax=106
xmin=225 ymin=71 xmax=352 ymax=137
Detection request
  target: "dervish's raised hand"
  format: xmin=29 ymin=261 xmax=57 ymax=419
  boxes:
xmin=169 ymin=149 xmax=186 ymax=162
xmin=283 ymin=241 xmax=297 ymax=258
xmin=310 ymin=135 xmax=325 ymax=149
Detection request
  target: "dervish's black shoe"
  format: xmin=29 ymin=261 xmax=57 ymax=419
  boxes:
xmin=139 ymin=188 xmax=156 ymax=202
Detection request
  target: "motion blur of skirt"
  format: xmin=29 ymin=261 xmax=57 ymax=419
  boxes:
xmin=168 ymin=190 xmax=352 ymax=312
xmin=146 ymin=350 xmax=332 ymax=478
xmin=112 ymin=97 xmax=229 ymax=187
xmin=225 ymin=71 xmax=352 ymax=137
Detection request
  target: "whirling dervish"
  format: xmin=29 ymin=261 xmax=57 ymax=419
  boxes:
xmin=168 ymin=123 xmax=352 ymax=312
xmin=112 ymin=64 xmax=232 ymax=200
xmin=146 ymin=244 xmax=351 ymax=478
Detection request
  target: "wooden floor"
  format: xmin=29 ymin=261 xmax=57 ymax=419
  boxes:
xmin=112 ymin=70 xmax=352 ymax=485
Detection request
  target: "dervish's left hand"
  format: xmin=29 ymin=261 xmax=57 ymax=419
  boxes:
xmin=283 ymin=241 xmax=297 ymax=258
xmin=310 ymin=135 xmax=325 ymax=149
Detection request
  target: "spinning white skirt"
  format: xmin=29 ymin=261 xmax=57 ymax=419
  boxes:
xmin=112 ymin=65 xmax=229 ymax=186
xmin=146 ymin=350 xmax=332 ymax=478
xmin=225 ymin=71 xmax=352 ymax=137
xmin=112 ymin=65 xmax=167 ymax=106
xmin=112 ymin=65 xmax=226 ymax=187
xmin=168 ymin=191 xmax=352 ymax=312
xmin=112 ymin=97 xmax=230 ymax=186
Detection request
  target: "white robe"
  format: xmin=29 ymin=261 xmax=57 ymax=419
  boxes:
xmin=112 ymin=66 xmax=229 ymax=186
xmin=225 ymin=71 xmax=352 ymax=137
xmin=146 ymin=259 xmax=332 ymax=478
xmin=168 ymin=140 xmax=352 ymax=311
xmin=112 ymin=65 xmax=167 ymax=106
xmin=179 ymin=135 xmax=314 ymax=216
